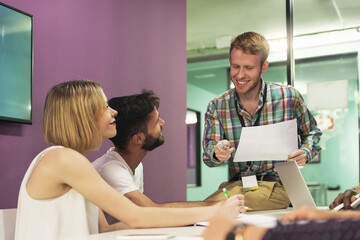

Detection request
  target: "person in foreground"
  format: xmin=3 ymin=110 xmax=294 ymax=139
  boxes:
xmin=93 ymin=90 xmax=221 ymax=224
xmin=15 ymin=80 xmax=246 ymax=240
xmin=202 ymin=31 xmax=321 ymax=209
xmin=329 ymin=184 xmax=360 ymax=211
xmin=203 ymin=206 xmax=360 ymax=240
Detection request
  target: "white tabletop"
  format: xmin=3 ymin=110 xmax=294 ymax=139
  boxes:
xmin=246 ymin=208 xmax=294 ymax=219
xmin=247 ymin=206 xmax=329 ymax=219
xmin=67 ymin=226 xmax=205 ymax=240
xmin=68 ymin=207 xmax=329 ymax=240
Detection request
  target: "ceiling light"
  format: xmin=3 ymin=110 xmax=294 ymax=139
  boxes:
xmin=216 ymin=35 xmax=232 ymax=49
xmin=194 ymin=73 xmax=215 ymax=79
xmin=186 ymin=110 xmax=198 ymax=124
xmin=268 ymin=28 xmax=360 ymax=52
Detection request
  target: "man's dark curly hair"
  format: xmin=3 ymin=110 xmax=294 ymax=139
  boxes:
xmin=108 ymin=90 xmax=160 ymax=151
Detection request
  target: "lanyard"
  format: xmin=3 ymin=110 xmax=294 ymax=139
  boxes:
xmin=236 ymin=84 xmax=267 ymax=168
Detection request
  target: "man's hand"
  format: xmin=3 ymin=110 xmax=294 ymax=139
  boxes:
xmin=214 ymin=140 xmax=235 ymax=162
xmin=352 ymin=184 xmax=360 ymax=193
xmin=329 ymin=189 xmax=358 ymax=210
xmin=287 ymin=149 xmax=307 ymax=166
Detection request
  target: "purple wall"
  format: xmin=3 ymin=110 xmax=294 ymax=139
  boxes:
xmin=0 ymin=0 xmax=187 ymax=208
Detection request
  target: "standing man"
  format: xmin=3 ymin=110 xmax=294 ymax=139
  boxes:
xmin=93 ymin=90 xmax=240 ymax=224
xmin=203 ymin=32 xmax=321 ymax=209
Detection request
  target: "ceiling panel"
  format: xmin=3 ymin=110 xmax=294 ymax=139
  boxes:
xmin=187 ymin=0 xmax=360 ymax=61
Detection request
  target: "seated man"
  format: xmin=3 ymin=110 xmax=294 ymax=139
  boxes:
xmin=92 ymin=90 xmax=223 ymax=224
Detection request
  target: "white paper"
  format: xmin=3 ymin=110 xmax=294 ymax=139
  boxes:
xmin=116 ymin=234 xmax=175 ymax=239
xmin=233 ymin=119 xmax=298 ymax=162
xmin=242 ymin=175 xmax=258 ymax=190
xmin=195 ymin=214 xmax=278 ymax=228
xmin=194 ymin=221 xmax=209 ymax=227
xmin=237 ymin=214 xmax=278 ymax=228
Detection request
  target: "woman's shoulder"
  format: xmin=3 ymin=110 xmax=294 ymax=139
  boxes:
xmin=40 ymin=147 xmax=88 ymax=169
xmin=44 ymin=146 xmax=81 ymax=158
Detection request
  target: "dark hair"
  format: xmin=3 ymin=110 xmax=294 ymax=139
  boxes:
xmin=108 ymin=89 xmax=160 ymax=151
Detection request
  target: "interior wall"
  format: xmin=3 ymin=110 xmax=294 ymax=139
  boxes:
xmin=0 ymin=0 xmax=187 ymax=209
xmin=186 ymin=83 xmax=228 ymax=200
xmin=186 ymin=61 xmax=230 ymax=200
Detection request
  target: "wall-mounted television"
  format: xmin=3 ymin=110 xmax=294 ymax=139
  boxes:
xmin=0 ymin=2 xmax=33 ymax=124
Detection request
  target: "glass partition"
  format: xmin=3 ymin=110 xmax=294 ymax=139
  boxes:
xmin=263 ymin=54 xmax=359 ymax=205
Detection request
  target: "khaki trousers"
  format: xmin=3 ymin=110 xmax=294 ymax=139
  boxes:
xmin=205 ymin=180 xmax=291 ymax=210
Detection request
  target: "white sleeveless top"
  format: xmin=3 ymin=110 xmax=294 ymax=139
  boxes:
xmin=15 ymin=146 xmax=99 ymax=240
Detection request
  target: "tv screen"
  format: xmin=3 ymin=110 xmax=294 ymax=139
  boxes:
xmin=0 ymin=2 xmax=33 ymax=124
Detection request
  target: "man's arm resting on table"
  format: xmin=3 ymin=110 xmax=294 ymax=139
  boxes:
xmin=125 ymin=190 xmax=219 ymax=207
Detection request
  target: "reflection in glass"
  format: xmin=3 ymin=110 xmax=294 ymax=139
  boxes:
xmin=186 ymin=109 xmax=201 ymax=187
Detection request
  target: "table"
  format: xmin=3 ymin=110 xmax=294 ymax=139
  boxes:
xmin=68 ymin=226 xmax=205 ymax=240
xmin=69 ymin=207 xmax=329 ymax=239
xmin=247 ymin=208 xmax=293 ymax=219
xmin=247 ymin=206 xmax=328 ymax=219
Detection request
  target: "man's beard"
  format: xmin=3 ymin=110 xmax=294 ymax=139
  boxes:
xmin=141 ymin=133 xmax=165 ymax=151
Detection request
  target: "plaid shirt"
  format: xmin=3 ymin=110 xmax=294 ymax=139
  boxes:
xmin=202 ymin=80 xmax=322 ymax=180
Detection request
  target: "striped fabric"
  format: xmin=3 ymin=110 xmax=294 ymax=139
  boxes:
xmin=202 ymin=80 xmax=322 ymax=180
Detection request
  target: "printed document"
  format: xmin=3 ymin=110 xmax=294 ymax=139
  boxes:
xmin=233 ymin=119 xmax=298 ymax=162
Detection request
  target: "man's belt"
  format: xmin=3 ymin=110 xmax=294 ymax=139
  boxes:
xmin=230 ymin=172 xmax=282 ymax=185
xmin=257 ymin=175 xmax=282 ymax=185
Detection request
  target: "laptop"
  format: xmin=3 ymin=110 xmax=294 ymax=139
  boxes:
xmin=275 ymin=161 xmax=316 ymax=208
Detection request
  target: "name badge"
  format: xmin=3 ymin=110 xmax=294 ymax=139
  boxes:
xmin=241 ymin=170 xmax=258 ymax=191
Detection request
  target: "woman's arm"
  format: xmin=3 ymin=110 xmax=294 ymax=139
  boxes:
xmin=58 ymin=148 xmax=245 ymax=229
xmin=98 ymin=209 xmax=130 ymax=233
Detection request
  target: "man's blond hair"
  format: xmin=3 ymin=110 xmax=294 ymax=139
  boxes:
xmin=43 ymin=80 xmax=106 ymax=153
xmin=230 ymin=32 xmax=270 ymax=65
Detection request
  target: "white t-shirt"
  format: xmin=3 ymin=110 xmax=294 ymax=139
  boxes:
xmin=93 ymin=148 xmax=144 ymax=224
xmin=93 ymin=147 xmax=144 ymax=194
xmin=15 ymin=146 xmax=99 ymax=240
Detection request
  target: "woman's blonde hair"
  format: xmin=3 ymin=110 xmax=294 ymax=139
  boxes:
xmin=43 ymin=80 xmax=107 ymax=153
